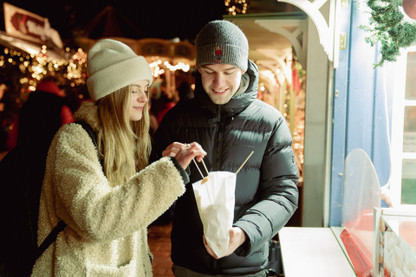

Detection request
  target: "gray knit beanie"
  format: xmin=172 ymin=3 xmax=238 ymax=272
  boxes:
xmin=196 ymin=20 xmax=249 ymax=72
xmin=87 ymin=39 xmax=153 ymax=101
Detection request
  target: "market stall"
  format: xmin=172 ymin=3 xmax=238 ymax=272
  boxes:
xmin=0 ymin=2 xmax=88 ymax=152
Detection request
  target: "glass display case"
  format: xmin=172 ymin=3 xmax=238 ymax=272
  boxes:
xmin=373 ymin=208 xmax=416 ymax=277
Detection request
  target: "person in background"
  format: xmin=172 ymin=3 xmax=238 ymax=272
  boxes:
xmin=148 ymin=97 xmax=159 ymax=136
xmin=176 ymin=81 xmax=194 ymax=106
xmin=16 ymin=75 xmax=74 ymax=150
xmin=149 ymin=81 xmax=195 ymax=225
xmin=15 ymin=75 xmax=75 ymax=213
xmin=150 ymin=78 xmax=176 ymax=124
xmin=31 ymin=39 xmax=206 ymax=276
xmin=0 ymin=75 xmax=76 ymax=276
xmin=150 ymin=20 xmax=299 ymax=276
xmin=0 ymin=79 xmax=21 ymax=153
xmin=0 ymin=82 xmax=8 ymax=154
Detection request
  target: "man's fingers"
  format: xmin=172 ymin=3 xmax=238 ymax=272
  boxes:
xmin=203 ymin=235 xmax=219 ymax=259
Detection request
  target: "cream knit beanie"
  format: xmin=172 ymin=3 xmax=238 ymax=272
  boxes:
xmin=87 ymin=39 xmax=153 ymax=101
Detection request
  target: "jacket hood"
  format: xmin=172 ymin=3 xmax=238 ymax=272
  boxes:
xmin=194 ymin=59 xmax=259 ymax=115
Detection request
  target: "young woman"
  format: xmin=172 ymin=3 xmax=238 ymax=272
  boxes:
xmin=31 ymin=39 xmax=206 ymax=276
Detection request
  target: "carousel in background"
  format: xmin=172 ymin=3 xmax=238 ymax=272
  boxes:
xmin=77 ymin=35 xmax=196 ymax=131
xmin=74 ymin=4 xmax=196 ymax=100
xmin=73 ymin=5 xmax=196 ymax=128
xmin=77 ymin=36 xmax=195 ymax=107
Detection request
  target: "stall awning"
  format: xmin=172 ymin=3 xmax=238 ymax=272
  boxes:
xmin=1 ymin=2 xmax=67 ymax=60
xmin=0 ymin=31 xmax=67 ymax=60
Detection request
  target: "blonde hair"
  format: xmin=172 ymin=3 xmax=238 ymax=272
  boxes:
xmin=96 ymin=85 xmax=151 ymax=186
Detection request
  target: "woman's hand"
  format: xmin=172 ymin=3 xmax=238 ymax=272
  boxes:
xmin=162 ymin=142 xmax=206 ymax=169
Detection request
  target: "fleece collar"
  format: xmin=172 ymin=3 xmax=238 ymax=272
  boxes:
xmin=73 ymin=101 xmax=100 ymax=132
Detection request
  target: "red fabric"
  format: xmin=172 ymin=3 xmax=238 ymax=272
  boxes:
xmin=341 ymin=209 xmax=375 ymax=277
xmin=36 ymin=81 xmax=64 ymax=97
xmin=6 ymin=115 xmax=18 ymax=150
xmin=340 ymin=229 xmax=372 ymax=277
xmin=6 ymin=81 xmax=74 ymax=150
xmin=292 ymin=67 xmax=301 ymax=95
xmin=60 ymin=106 xmax=74 ymax=125
xmin=156 ymin=101 xmax=175 ymax=124
xmin=286 ymin=67 xmax=301 ymax=95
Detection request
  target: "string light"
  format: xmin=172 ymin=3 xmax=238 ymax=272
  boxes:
xmin=224 ymin=0 xmax=248 ymax=15
xmin=148 ymin=59 xmax=191 ymax=78
xmin=0 ymin=45 xmax=88 ymax=87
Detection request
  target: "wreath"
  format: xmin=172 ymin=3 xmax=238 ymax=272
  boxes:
xmin=360 ymin=0 xmax=416 ymax=67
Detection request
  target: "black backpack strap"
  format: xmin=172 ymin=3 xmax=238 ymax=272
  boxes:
xmin=35 ymin=220 xmax=66 ymax=260
xmin=75 ymin=121 xmax=103 ymax=165
xmin=34 ymin=121 xmax=101 ymax=260
xmin=76 ymin=121 xmax=98 ymax=148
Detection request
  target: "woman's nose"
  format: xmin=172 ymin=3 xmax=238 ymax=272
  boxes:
xmin=136 ymin=91 xmax=148 ymax=102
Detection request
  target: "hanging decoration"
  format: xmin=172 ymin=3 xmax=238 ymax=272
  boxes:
xmin=360 ymin=0 xmax=416 ymax=67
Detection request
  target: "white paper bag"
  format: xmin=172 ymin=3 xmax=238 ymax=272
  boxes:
xmin=192 ymin=171 xmax=236 ymax=257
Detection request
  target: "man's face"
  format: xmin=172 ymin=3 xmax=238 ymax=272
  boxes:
xmin=198 ymin=64 xmax=244 ymax=105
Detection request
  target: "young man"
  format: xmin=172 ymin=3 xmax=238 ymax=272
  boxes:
xmin=150 ymin=20 xmax=299 ymax=276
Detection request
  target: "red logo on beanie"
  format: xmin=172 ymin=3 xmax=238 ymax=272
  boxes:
xmin=214 ymin=46 xmax=222 ymax=63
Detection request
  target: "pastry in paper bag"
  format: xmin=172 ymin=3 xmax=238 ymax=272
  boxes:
xmin=192 ymin=171 xmax=236 ymax=257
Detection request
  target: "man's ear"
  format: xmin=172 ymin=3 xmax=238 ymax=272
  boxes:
xmin=198 ymin=67 xmax=203 ymax=74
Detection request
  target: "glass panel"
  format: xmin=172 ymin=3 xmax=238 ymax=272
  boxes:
xmin=401 ymin=159 xmax=416 ymax=205
xmin=403 ymin=106 xmax=416 ymax=152
xmin=405 ymin=52 xmax=416 ymax=100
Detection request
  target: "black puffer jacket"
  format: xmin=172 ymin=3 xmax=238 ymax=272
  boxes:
xmin=150 ymin=60 xmax=299 ymax=275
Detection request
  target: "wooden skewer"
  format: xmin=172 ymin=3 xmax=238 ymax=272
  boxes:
xmin=193 ymin=158 xmax=209 ymax=184
xmin=193 ymin=158 xmax=204 ymax=179
xmin=235 ymin=151 xmax=254 ymax=175
xmin=200 ymin=159 xmax=210 ymax=184
xmin=201 ymin=159 xmax=209 ymax=176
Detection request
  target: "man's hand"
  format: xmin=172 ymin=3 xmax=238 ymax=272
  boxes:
xmin=203 ymin=227 xmax=247 ymax=259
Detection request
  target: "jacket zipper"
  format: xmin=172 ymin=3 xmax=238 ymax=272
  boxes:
xmin=214 ymin=105 xmax=223 ymax=171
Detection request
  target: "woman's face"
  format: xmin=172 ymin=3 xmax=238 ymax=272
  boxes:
xmin=129 ymin=80 xmax=149 ymax=121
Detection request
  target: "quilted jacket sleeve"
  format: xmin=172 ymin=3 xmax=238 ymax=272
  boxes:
xmin=233 ymin=114 xmax=299 ymax=256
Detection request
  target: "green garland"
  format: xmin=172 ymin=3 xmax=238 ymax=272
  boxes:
xmin=360 ymin=0 xmax=416 ymax=67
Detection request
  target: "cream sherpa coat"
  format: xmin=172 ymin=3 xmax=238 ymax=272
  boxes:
xmin=31 ymin=101 xmax=186 ymax=277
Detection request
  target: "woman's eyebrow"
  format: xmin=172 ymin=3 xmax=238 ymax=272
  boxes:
xmin=132 ymin=84 xmax=147 ymax=89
